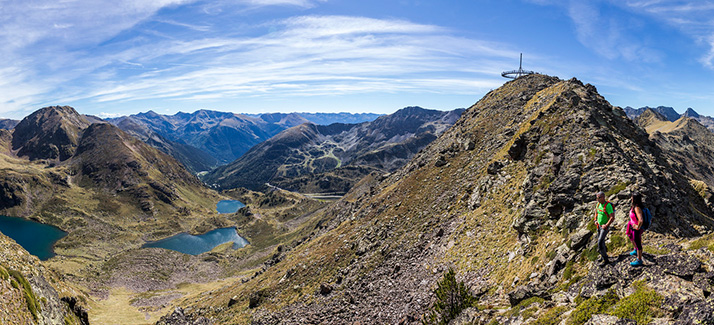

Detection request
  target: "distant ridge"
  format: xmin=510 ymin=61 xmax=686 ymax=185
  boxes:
xmin=625 ymin=105 xmax=714 ymax=132
xmin=203 ymin=106 xmax=463 ymax=192
xmin=109 ymin=110 xmax=383 ymax=172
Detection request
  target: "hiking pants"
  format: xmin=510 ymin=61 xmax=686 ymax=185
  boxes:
xmin=597 ymin=226 xmax=609 ymax=260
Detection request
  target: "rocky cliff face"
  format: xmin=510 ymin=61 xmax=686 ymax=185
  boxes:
xmin=203 ymin=106 xmax=463 ymax=193
xmin=163 ymin=75 xmax=714 ymax=324
xmin=0 ymin=231 xmax=86 ymax=324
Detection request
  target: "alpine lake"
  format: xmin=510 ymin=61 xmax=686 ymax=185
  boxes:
xmin=141 ymin=199 xmax=249 ymax=255
xmin=0 ymin=215 xmax=67 ymax=260
xmin=0 ymin=200 xmax=248 ymax=260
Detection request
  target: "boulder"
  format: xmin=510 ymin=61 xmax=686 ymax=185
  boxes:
xmin=570 ymin=229 xmax=593 ymax=251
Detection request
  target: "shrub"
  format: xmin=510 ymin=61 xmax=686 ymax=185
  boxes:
xmin=563 ymin=260 xmax=575 ymax=280
xmin=9 ymin=269 xmax=40 ymax=320
xmin=568 ymin=289 xmax=619 ymax=325
xmin=582 ymin=246 xmax=599 ymax=262
xmin=608 ymin=281 xmax=664 ymax=323
xmin=507 ymin=296 xmax=545 ymax=317
xmin=533 ymin=306 xmax=568 ymax=325
xmin=606 ymin=181 xmax=631 ymax=197
xmin=607 ymin=233 xmax=627 ymax=251
xmin=0 ymin=265 xmax=8 ymax=280
xmin=546 ymin=250 xmax=557 ymax=260
xmin=586 ymin=221 xmax=597 ymax=233
xmin=423 ymin=268 xmax=477 ymax=325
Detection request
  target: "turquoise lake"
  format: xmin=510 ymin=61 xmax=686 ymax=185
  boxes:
xmin=0 ymin=215 xmax=67 ymax=261
xmin=216 ymin=200 xmax=245 ymax=214
xmin=142 ymin=227 xmax=249 ymax=255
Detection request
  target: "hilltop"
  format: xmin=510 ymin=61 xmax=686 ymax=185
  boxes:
xmin=161 ymin=74 xmax=714 ymax=324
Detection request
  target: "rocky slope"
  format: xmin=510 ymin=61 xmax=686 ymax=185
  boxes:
xmin=203 ymin=106 xmax=463 ymax=193
xmin=0 ymin=119 xmax=19 ymax=130
xmin=113 ymin=117 xmax=218 ymax=173
xmin=161 ymin=74 xmax=714 ymax=324
xmin=0 ymin=231 xmax=87 ymax=324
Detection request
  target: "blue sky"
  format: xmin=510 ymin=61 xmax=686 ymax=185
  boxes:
xmin=2 ymin=0 xmax=714 ymax=119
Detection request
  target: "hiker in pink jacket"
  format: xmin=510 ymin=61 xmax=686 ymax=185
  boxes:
xmin=626 ymin=192 xmax=645 ymax=266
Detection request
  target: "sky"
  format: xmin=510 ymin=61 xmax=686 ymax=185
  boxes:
xmin=2 ymin=0 xmax=714 ymax=119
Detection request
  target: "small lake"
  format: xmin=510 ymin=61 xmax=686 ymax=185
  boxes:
xmin=216 ymin=200 xmax=245 ymax=214
xmin=142 ymin=227 xmax=249 ymax=255
xmin=0 ymin=215 xmax=67 ymax=261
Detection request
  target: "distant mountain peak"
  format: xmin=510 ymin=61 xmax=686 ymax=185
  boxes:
xmin=11 ymin=105 xmax=91 ymax=161
xmin=683 ymin=107 xmax=700 ymax=118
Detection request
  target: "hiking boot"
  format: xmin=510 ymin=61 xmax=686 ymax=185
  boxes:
xmin=629 ymin=250 xmax=637 ymax=256
xmin=630 ymin=259 xmax=643 ymax=266
xmin=599 ymin=258 xmax=609 ymax=267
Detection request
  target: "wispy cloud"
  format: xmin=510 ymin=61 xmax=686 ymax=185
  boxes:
xmin=0 ymin=0 xmax=335 ymax=115
xmin=73 ymin=15 xmax=514 ymax=104
xmin=617 ymin=0 xmax=714 ymax=68
xmin=0 ymin=3 xmax=517 ymax=117
xmin=558 ymin=0 xmax=664 ymax=62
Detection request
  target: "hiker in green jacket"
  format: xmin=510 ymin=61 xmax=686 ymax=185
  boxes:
xmin=594 ymin=191 xmax=614 ymax=266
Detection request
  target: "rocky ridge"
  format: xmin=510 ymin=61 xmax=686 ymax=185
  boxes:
xmin=161 ymin=74 xmax=714 ymax=324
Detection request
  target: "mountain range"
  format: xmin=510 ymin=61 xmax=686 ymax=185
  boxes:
xmin=203 ymin=106 xmax=464 ymax=193
xmin=108 ymin=110 xmax=382 ymax=173
xmin=625 ymin=105 xmax=714 ymax=132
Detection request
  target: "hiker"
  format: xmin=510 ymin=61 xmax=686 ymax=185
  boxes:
xmin=594 ymin=191 xmax=614 ymax=266
xmin=626 ymin=192 xmax=645 ymax=266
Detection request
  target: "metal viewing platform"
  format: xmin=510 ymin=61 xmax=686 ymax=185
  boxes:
xmin=501 ymin=53 xmax=535 ymax=79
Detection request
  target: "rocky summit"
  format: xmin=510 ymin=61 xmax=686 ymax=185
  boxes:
xmin=160 ymin=74 xmax=714 ymax=324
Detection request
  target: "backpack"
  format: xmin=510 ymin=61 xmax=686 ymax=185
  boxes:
xmin=641 ymin=207 xmax=653 ymax=231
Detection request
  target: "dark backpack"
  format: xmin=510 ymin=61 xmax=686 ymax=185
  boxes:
xmin=641 ymin=207 xmax=653 ymax=231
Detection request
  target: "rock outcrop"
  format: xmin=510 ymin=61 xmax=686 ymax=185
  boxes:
xmin=0 ymin=231 xmax=86 ymax=324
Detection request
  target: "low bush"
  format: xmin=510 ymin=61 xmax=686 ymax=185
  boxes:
xmin=423 ymin=268 xmax=476 ymax=325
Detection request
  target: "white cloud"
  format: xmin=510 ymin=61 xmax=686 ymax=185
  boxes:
xmin=97 ymin=112 xmax=124 ymax=118
xmin=616 ymin=0 xmax=714 ymax=68
xmin=52 ymin=15 xmax=517 ymax=108
xmin=562 ymin=0 xmax=663 ymax=62
xmin=0 ymin=0 xmax=516 ymax=117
